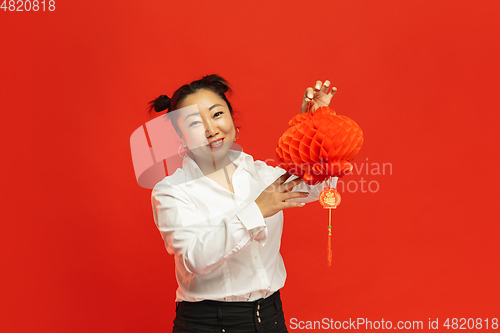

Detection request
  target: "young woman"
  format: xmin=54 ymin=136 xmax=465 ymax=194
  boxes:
xmin=149 ymin=74 xmax=338 ymax=333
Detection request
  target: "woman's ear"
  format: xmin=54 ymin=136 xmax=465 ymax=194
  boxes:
xmin=175 ymin=128 xmax=185 ymax=146
xmin=180 ymin=135 xmax=190 ymax=150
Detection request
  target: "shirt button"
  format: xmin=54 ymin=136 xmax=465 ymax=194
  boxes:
xmin=254 ymin=256 xmax=258 ymax=260
xmin=261 ymin=274 xmax=265 ymax=277
xmin=258 ymin=318 xmax=261 ymax=323
xmin=222 ymin=329 xmax=225 ymax=332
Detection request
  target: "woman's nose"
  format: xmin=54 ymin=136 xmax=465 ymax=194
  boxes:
xmin=203 ymin=118 xmax=218 ymax=137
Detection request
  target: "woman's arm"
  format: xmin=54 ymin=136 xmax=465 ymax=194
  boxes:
xmin=152 ymin=183 xmax=266 ymax=276
xmin=151 ymin=175 xmax=306 ymax=276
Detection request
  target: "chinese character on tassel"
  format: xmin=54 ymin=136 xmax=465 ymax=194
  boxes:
xmin=318 ymin=178 xmax=341 ymax=267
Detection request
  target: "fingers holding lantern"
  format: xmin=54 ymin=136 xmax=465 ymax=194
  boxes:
xmin=300 ymin=80 xmax=338 ymax=114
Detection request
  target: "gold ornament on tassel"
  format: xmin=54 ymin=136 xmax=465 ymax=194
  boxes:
xmin=318 ymin=180 xmax=341 ymax=267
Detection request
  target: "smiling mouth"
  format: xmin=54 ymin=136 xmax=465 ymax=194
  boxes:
xmin=208 ymin=138 xmax=224 ymax=149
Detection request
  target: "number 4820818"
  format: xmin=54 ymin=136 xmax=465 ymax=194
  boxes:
xmin=1 ymin=0 xmax=55 ymax=11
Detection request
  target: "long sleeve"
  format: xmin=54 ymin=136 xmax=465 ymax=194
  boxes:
xmin=152 ymin=182 xmax=266 ymax=276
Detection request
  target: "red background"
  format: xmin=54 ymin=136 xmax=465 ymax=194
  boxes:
xmin=1 ymin=0 xmax=499 ymax=332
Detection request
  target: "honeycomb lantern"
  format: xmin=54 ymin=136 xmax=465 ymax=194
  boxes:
xmin=276 ymin=105 xmax=364 ymax=185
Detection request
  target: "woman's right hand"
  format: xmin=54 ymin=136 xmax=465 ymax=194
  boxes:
xmin=300 ymin=80 xmax=337 ymax=114
xmin=255 ymin=173 xmax=309 ymax=218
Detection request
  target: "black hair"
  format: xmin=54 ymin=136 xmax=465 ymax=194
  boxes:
xmin=146 ymin=74 xmax=236 ymax=138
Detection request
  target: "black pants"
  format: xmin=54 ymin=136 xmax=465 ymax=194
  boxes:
xmin=173 ymin=290 xmax=288 ymax=333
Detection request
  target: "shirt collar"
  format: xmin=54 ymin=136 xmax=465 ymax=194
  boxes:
xmin=182 ymin=150 xmax=258 ymax=182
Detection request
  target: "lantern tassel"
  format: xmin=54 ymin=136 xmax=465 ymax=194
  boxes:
xmin=327 ymin=208 xmax=332 ymax=267
xmin=319 ymin=181 xmax=340 ymax=268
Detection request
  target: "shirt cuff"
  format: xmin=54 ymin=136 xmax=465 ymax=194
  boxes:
xmin=236 ymin=201 xmax=266 ymax=231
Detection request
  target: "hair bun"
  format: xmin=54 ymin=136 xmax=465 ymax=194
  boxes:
xmin=156 ymin=95 xmax=171 ymax=112
xmin=146 ymin=94 xmax=171 ymax=116
xmin=147 ymin=94 xmax=171 ymax=115
xmin=202 ymin=74 xmax=231 ymax=94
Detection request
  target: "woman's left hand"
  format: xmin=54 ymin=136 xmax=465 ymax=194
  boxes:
xmin=300 ymin=80 xmax=337 ymax=114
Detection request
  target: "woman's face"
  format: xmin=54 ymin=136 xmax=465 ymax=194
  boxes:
xmin=176 ymin=89 xmax=236 ymax=167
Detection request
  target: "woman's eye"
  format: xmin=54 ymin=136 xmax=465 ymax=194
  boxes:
xmin=189 ymin=121 xmax=201 ymax=127
xmin=214 ymin=111 xmax=223 ymax=117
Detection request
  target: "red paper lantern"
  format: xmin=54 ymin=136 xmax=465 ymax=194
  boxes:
xmin=276 ymin=103 xmax=364 ymax=267
xmin=276 ymin=105 xmax=364 ymax=185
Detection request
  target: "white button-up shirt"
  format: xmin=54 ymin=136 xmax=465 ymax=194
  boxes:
xmin=151 ymin=150 xmax=337 ymax=302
